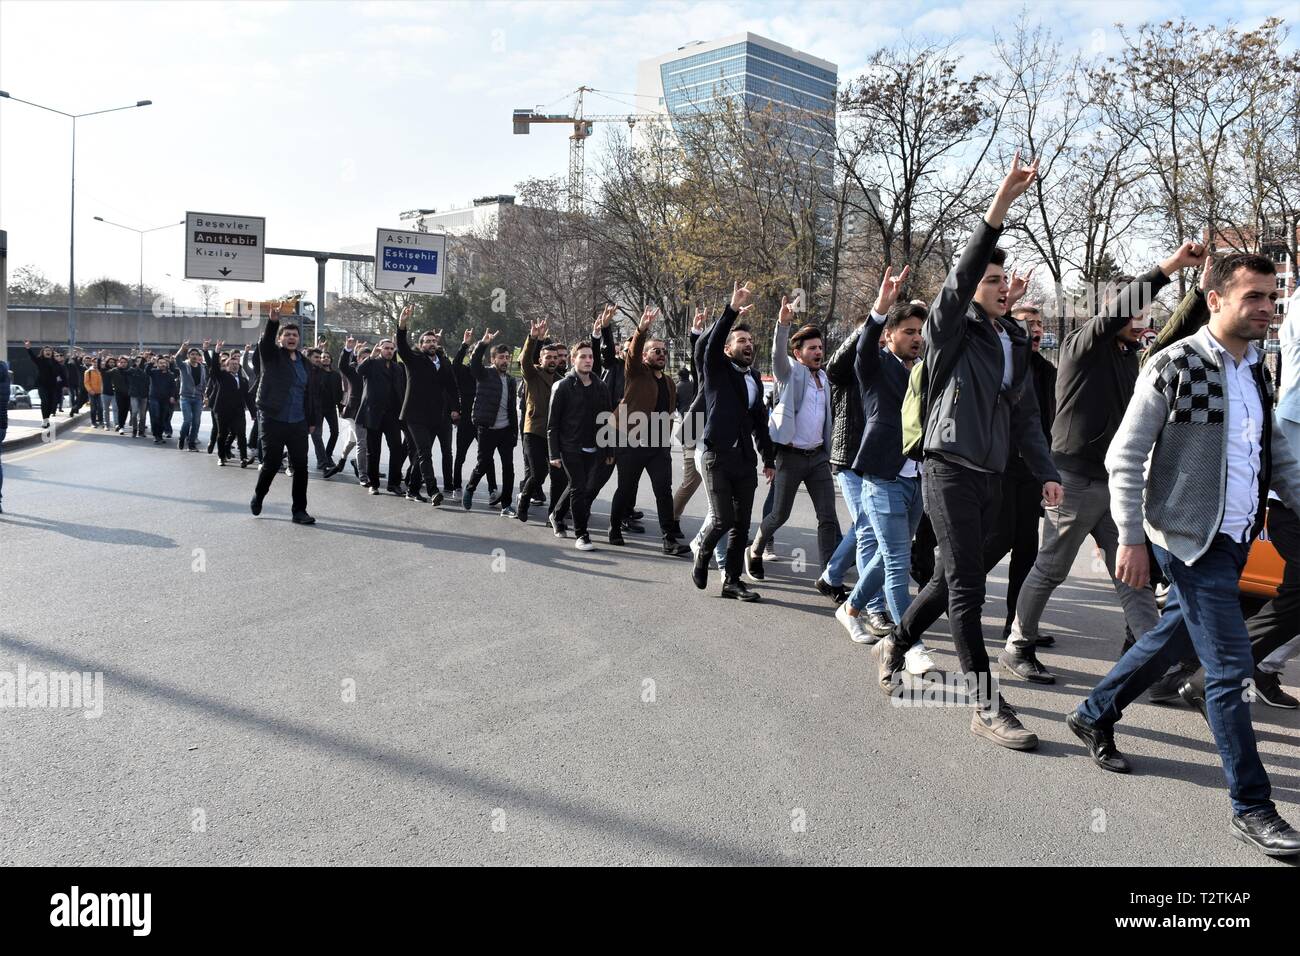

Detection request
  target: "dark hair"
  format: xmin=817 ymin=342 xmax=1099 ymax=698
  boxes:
xmin=728 ymin=323 xmax=752 ymax=337
xmin=1207 ymin=253 xmax=1276 ymax=295
xmin=677 ymin=366 xmax=690 ymax=378
xmin=491 ymin=344 xmax=511 ymax=357
xmin=570 ymin=341 xmax=593 ymax=361
xmin=988 ymin=247 xmax=1007 ymax=268
xmin=886 ymin=302 xmax=927 ymax=330
xmin=279 ymin=322 xmax=300 ymax=335
xmin=790 ymin=324 xmax=823 ymax=349
xmin=307 ymin=348 xmax=321 ymax=357
xmin=419 ymin=329 xmax=437 ymax=339
xmin=187 ymin=348 xmax=201 ymax=356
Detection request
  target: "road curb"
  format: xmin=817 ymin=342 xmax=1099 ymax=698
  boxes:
xmin=2 ymin=410 xmax=93 ymax=452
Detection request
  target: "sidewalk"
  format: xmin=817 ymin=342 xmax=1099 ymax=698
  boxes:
xmin=2 ymin=406 xmax=93 ymax=451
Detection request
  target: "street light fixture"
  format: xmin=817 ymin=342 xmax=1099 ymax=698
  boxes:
xmin=93 ymin=216 xmax=184 ymax=349
xmin=0 ymin=90 xmax=152 ymax=347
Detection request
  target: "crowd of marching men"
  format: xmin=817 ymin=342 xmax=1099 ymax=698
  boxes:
xmin=6 ymin=152 xmax=1300 ymax=859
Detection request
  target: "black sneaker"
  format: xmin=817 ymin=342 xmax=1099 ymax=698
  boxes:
xmin=1252 ymin=670 xmax=1299 ymax=709
xmin=1231 ymin=807 xmax=1300 ymax=857
xmin=291 ymin=511 xmax=316 ymax=525
xmin=662 ymin=538 xmax=690 ymax=556
xmin=744 ymin=548 xmax=765 ymax=581
xmin=430 ymin=491 xmax=444 ymax=507
xmin=999 ymin=646 xmax=1057 ymax=684
xmin=608 ymin=529 xmax=626 ymax=546
xmin=1066 ymin=710 xmax=1130 ymax=773
xmin=461 ymin=489 xmax=474 ymax=511
xmin=629 ymin=509 xmax=644 ymax=521
xmin=407 ymin=490 xmax=428 ymax=503
xmin=721 ymin=579 xmax=760 ymax=602
xmin=970 ymin=696 xmax=1038 ymax=751
xmin=815 ymin=576 xmax=849 ymax=604
xmin=249 ymin=496 xmax=263 ymax=516
xmin=177 ymin=437 xmax=185 ymax=450
xmin=622 ymin=520 xmax=646 ymax=534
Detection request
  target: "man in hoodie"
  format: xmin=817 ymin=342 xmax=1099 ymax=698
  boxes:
xmin=1000 ymin=242 xmax=1207 ymax=684
xmin=873 ymin=154 xmax=1062 ymax=751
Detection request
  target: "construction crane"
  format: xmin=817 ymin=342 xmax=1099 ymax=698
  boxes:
xmin=512 ymin=86 xmax=665 ymax=214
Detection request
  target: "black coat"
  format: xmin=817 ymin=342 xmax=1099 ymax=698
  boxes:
xmin=254 ymin=316 xmax=320 ymax=425
xmin=339 ymin=349 xmax=363 ymax=420
xmin=852 ymin=316 xmax=911 ymax=480
xmin=395 ymin=329 xmax=460 ymax=427
xmin=355 ymin=354 xmax=406 ymax=430
xmin=698 ymin=305 xmax=774 ymax=466
xmin=210 ymin=368 xmax=251 ymax=417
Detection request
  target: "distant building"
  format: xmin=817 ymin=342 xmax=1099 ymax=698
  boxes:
xmin=635 ymin=32 xmax=837 ymax=190
xmin=1208 ymin=223 xmax=1300 ymax=345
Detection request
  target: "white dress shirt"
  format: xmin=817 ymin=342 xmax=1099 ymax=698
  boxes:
xmin=1198 ymin=327 xmax=1263 ymax=542
xmin=790 ymin=367 xmax=826 ymax=449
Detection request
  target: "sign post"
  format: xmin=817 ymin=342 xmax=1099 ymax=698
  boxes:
xmin=185 ymin=212 xmax=266 ymax=282
xmin=373 ymin=228 xmax=446 ymax=295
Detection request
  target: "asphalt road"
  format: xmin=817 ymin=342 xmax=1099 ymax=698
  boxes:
xmin=1 ymin=419 xmax=1297 ymax=866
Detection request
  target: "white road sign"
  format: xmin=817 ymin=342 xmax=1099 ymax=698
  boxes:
xmin=374 ymin=228 xmax=446 ymax=295
xmin=185 ymin=211 xmax=265 ymax=282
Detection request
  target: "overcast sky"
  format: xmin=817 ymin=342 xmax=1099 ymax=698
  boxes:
xmin=0 ymin=0 xmax=1288 ymax=307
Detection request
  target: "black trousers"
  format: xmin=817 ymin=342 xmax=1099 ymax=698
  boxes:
xmin=899 ymin=458 xmax=1003 ymax=707
xmin=216 ymin=408 xmax=247 ymax=460
xmin=558 ymin=450 xmax=600 ymax=536
xmin=453 ymin=418 xmax=495 ymax=490
xmin=611 ymin=445 xmax=675 ymax=537
xmin=89 ymin=394 xmax=103 ymax=425
xmin=519 ymin=432 xmax=551 ymax=504
xmin=984 ymin=470 xmax=1044 ymax=635
xmin=311 ymin=405 xmax=340 ymax=465
xmin=38 ymin=387 xmax=58 ymax=421
xmin=468 ymin=425 xmax=514 ymax=498
xmin=115 ymin=393 xmax=131 ymax=430
xmin=699 ymin=445 xmax=759 ymax=580
xmin=366 ymin=414 xmax=405 ymax=490
xmin=207 ymin=407 xmax=220 ymax=451
xmin=1185 ymin=500 xmax=1300 ymax=696
xmin=253 ymin=417 xmax=309 ymax=513
xmin=405 ymin=419 xmax=451 ymax=497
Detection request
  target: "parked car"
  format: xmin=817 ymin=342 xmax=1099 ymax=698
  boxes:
xmin=8 ymin=384 xmax=32 ymax=409
xmin=1039 ymin=332 xmax=1058 ymax=349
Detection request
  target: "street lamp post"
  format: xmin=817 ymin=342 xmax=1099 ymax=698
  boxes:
xmin=0 ymin=91 xmax=152 ymax=348
xmin=93 ymin=217 xmax=183 ymax=349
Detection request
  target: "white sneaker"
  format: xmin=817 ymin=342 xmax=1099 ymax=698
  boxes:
xmin=575 ymin=534 xmax=595 ymax=551
xmin=905 ymin=643 xmax=937 ymax=676
xmin=835 ymin=603 xmax=873 ymax=644
xmin=762 ymin=543 xmax=778 ymax=561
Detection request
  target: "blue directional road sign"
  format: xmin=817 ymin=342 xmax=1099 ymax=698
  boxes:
xmin=374 ymin=228 xmax=446 ymax=295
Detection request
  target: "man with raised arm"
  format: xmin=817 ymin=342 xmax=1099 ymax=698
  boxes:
xmin=250 ymin=306 xmax=320 ymax=524
xmin=873 ymin=154 xmax=1062 ymax=751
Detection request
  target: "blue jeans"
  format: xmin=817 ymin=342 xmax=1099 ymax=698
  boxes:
xmin=850 ymin=473 xmax=923 ymax=620
xmin=825 ymin=470 xmax=869 ymax=584
xmin=1078 ymin=537 xmax=1271 ymax=816
xmin=820 ymin=470 xmax=883 ymax=613
xmin=179 ymin=397 xmax=203 ymax=447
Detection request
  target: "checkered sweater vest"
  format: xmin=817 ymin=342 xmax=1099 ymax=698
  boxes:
xmin=1105 ymin=334 xmax=1300 ymax=564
